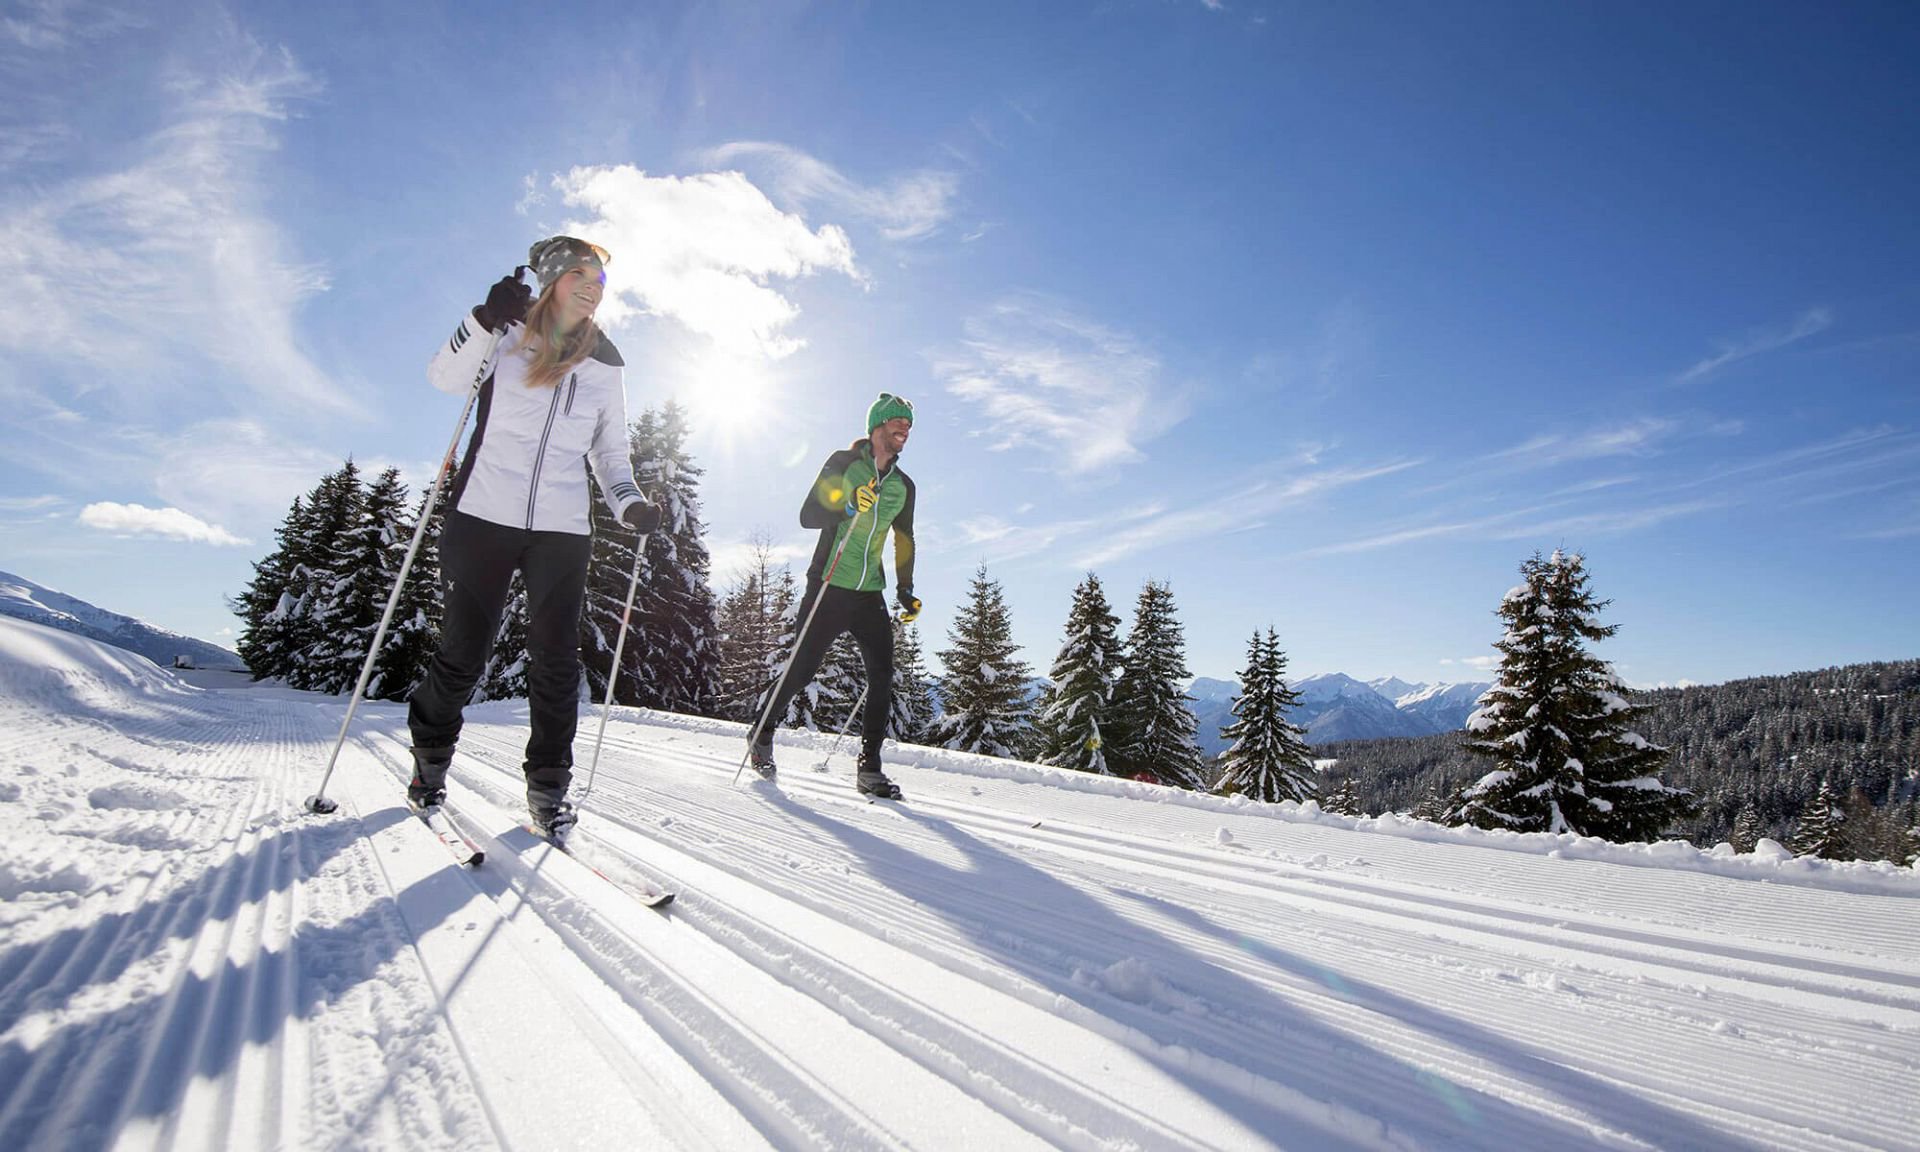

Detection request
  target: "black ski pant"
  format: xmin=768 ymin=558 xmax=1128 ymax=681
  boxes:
xmin=408 ymin=510 xmax=592 ymax=798
xmin=751 ymin=585 xmax=893 ymax=759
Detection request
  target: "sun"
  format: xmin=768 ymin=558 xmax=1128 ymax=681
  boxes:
xmin=671 ymin=345 xmax=777 ymax=453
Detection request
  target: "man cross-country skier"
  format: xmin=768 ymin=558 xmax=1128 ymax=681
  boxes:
xmin=747 ymin=393 xmax=920 ymax=799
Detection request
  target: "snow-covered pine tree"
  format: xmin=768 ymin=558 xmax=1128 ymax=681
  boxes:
xmin=1452 ymin=550 xmax=1693 ymax=841
xmin=1035 ymin=573 xmax=1122 ymax=774
xmin=1790 ymin=780 xmax=1848 ymax=859
xmin=1408 ymin=787 xmax=1451 ymax=824
xmin=890 ymin=619 xmax=937 ymax=745
xmin=1214 ymin=628 xmax=1317 ymax=803
xmin=626 ymin=403 xmax=723 ymax=716
xmin=931 ymin=565 xmax=1035 ymax=757
xmin=305 ymin=467 xmax=420 ymax=697
xmin=281 ymin=460 xmax=365 ymax=692
xmin=476 ymin=573 xmax=530 ymax=701
xmin=233 ymin=492 xmax=312 ymax=680
xmin=1108 ymin=580 xmax=1207 ymax=789
xmin=1322 ymin=775 xmax=1364 ymax=816
xmin=370 ymin=485 xmax=444 ymax=700
xmin=714 ymin=536 xmax=793 ymax=722
xmin=812 ymin=634 xmax=869 ymax=736
xmin=1730 ymin=803 xmax=1766 ymax=854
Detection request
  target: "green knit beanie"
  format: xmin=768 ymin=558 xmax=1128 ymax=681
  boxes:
xmin=867 ymin=392 xmax=915 ymax=431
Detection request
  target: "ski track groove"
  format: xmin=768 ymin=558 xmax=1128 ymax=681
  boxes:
xmin=427 ymin=724 xmax=1280 ymax=1150
xmin=530 ymin=724 xmax=1920 ymax=1152
xmin=13 ymin=678 xmax=1913 ymax=1152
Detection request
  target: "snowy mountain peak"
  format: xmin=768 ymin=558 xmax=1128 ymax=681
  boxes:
xmin=0 ymin=569 xmax=243 ymax=670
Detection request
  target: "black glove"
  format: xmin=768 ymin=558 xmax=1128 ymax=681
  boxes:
xmin=621 ymin=498 xmax=662 ymax=534
xmin=472 ymin=272 xmax=532 ymax=334
xmin=897 ymin=592 xmax=921 ymax=623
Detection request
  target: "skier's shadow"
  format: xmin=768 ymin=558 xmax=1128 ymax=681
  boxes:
xmin=0 ymin=803 xmax=486 ymax=1150
xmin=774 ymin=793 xmax=1759 ymax=1152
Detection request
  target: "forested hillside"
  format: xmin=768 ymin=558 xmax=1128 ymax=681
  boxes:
xmin=1318 ymin=659 xmax=1920 ymax=858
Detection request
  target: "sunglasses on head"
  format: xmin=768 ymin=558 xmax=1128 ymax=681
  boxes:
xmin=876 ymin=392 xmax=914 ymax=410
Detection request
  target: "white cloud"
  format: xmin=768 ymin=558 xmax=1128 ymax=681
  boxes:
xmin=701 ymin=141 xmax=959 ymax=241
xmin=0 ymin=34 xmax=338 ymax=415
xmin=78 ymin=502 xmax=249 ymax=546
xmin=552 ymin=164 xmax=862 ymax=361
xmin=0 ymin=495 xmax=63 ymax=512
xmin=1442 ymin=655 xmax=1501 ymax=672
xmin=1677 ymin=308 xmax=1832 ymax=384
xmin=934 ymin=296 xmax=1179 ymax=478
xmin=1488 ymin=418 xmax=1677 ymax=469
xmin=1073 ymin=460 xmax=1418 ymax=567
xmin=148 ymin=418 xmax=345 ymax=532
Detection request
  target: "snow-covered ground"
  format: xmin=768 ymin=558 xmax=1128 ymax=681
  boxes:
xmin=2 ymin=614 xmax=1916 ymax=1151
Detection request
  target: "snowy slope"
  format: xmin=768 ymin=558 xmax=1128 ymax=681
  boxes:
xmin=3 ymin=613 xmax=1918 ymax=1151
xmin=0 ymin=570 xmax=244 ymax=670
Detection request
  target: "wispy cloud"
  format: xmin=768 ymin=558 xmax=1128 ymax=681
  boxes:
xmin=553 ymin=164 xmax=862 ymax=361
xmin=701 ymin=142 xmax=959 ymax=241
xmin=1486 ymin=418 xmax=1677 ymax=468
xmin=1075 ymin=460 xmax=1419 ymax=566
xmin=1309 ymin=497 xmax=1722 ymax=556
xmin=0 ymin=495 xmax=62 ymax=512
xmin=1676 ymin=307 xmax=1832 ymax=384
xmin=78 ymin=502 xmax=249 ymax=546
xmin=0 ymin=33 xmax=337 ymax=415
xmin=707 ymin=535 xmax=815 ymax=585
xmin=933 ymin=295 xmax=1179 ymax=478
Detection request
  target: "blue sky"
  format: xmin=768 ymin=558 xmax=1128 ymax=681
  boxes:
xmin=3 ymin=0 xmax=1916 ymax=689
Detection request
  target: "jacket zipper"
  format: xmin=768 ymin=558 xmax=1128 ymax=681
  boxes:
xmin=526 ymin=380 xmax=565 ymax=528
xmin=851 ymin=461 xmax=890 ymax=589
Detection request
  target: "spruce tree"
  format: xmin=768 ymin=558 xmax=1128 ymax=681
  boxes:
xmin=307 ymin=467 xmax=421 ymax=697
xmin=1035 ymin=573 xmax=1123 ymax=774
xmin=931 ymin=565 xmax=1035 ymax=757
xmin=281 ymin=460 xmax=365 ymax=691
xmin=625 ymin=403 xmax=722 ymax=715
xmin=1322 ymin=776 xmax=1364 ymax=816
xmin=1453 ymin=550 xmax=1693 ymax=841
xmin=1408 ymin=787 xmax=1451 ymax=824
xmin=477 ymin=573 xmax=531 ymax=701
xmin=1108 ymin=580 xmax=1207 ymax=789
xmin=890 ymin=620 xmax=937 ymax=745
xmin=815 ymin=634 xmax=869 ymax=735
xmin=1790 ymin=780 xmax=1848 ymax=859
xmin=233 ymin=492 xmax=311 ymax=679
xmin=714 ymin=537 xmax=794 ymax=722
xmin=582 ymin=451 xmax=644 ymax=705
xmin=1215 ymin=629 xmax=1317 ymax=803
xmin=1730 ymin=803 xmax=1766 ymax=854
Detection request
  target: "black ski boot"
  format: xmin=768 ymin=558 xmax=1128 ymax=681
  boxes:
xmin=407 ymin=745 xmax=454 ymax=810
xmin=528 ymin=786 xmax=577 ymax=842
xmin=854 ymin=751 xmax=902 ymax=800
xmin=746 ymin=732 xmax=777 ymax=782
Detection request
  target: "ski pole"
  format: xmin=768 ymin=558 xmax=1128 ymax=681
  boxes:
xmin=734 ymin=519 xmax=858 ymax=784
xmin=574 ymin=529 xmax=649 ymax=810
xmin=305 ymin=313 xmax=512 ymax=816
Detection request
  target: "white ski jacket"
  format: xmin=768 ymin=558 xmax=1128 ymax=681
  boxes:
xmin=428 ymin=312 xmax=643 ymax=536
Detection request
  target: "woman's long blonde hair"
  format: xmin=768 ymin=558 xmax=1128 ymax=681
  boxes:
xmin=516 ymin=278 xmax=601 ymax=389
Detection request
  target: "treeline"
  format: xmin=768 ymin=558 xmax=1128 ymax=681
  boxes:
xmin=1319 ymin=658 xmax=1920 ymax=862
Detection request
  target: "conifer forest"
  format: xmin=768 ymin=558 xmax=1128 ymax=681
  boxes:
xmin=235 ymin=413 xmax=1919 ymax=864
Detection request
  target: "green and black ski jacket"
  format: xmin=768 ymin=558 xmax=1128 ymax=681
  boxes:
xmin=800 ymin=440 xmax=916 ymax=602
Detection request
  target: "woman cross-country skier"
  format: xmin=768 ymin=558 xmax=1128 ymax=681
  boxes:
xmin=747 ymin=393 xmax=920 ymax=799
xmin=404 ymin=236 xmax=660 ymax=837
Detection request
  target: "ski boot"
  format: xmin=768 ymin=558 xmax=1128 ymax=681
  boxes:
xmin=406 ymin=745 xmax=454 ymax=811
xmin=854 ymin=751 xmax=902 ymax=800
xmin=528 ymin=786 xmax=577 ymax=842
xmin=746 ymin=732 xmax=777 ymax=782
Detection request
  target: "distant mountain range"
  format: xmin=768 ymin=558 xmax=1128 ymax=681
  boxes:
xmin=1186 ymin=673 xmax=1490 ymax=757
xmin=0 ymin=570 xmax=244 ymax=671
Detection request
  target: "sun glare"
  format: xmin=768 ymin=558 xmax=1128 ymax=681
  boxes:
xmin=676 ymin=346 xmax=775 ymax=454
